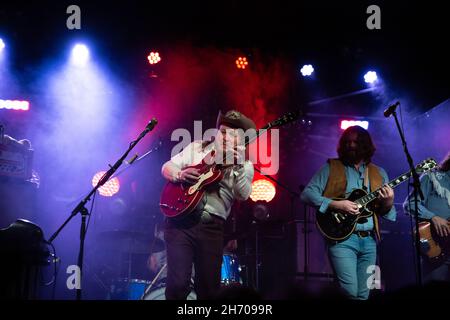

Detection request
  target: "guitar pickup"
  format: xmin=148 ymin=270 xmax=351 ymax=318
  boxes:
xmin=333 ymin=213 xmax=341 ymax=223
xmin=333 ymin=212 xmax=347 ymax=224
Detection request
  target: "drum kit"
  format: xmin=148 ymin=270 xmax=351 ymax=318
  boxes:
xmin=97 ymin=229 xmax=244 ymax=300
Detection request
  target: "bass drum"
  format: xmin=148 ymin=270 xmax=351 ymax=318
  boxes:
xmin=142 ymin=282 xmax=197 ymax=300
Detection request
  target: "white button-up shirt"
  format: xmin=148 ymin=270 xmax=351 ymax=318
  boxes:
xmin=170 ymin=141 xmax=254 ymax=220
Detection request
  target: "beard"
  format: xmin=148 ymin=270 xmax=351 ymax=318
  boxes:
xmin=342 ymin=148 xmax=363 ymax=164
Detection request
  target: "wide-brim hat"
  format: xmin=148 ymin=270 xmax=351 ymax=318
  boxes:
xmin=216 ymin=110 xmax=256 ymax=131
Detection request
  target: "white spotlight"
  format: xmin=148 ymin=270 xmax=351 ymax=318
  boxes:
xmin=0 ymin=38 xmax=5 ymax=52
xmin=364 ymin=71 xmax=378 ymax=84
xmin=71 ymin=44 xmax=89 ymax=66
xmin=300 ymin=64 xmax=314 ymax=77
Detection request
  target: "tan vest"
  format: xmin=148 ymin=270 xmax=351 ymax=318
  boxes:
xmin=323 ymin=159 xmax=384 ymax=241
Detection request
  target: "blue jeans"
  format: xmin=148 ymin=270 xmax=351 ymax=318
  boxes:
xmin=328 ymin=233 xmax=377 ymax=300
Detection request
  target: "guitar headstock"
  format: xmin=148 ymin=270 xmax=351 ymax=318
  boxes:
xmin=265 ymin=110 xmax=302 ymax=129
xmin=416 ymin=158 xmax=438 ymax=174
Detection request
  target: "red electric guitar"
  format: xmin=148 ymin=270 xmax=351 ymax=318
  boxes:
xmin=159 ymin=111 xmax=300 ymax=219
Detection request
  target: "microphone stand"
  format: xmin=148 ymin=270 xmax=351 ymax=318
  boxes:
xmin=389 ymin=110 xmax=424 ymax=286
xmin=298 ymin=185 xmax=309 ymax=281
xmin=109 ymin=138 xmax=163 ymax=180
xmin=48 ymin=119 xmax=158 ymax=300
xmin=59 ymin=138 xmax=164 ymax=211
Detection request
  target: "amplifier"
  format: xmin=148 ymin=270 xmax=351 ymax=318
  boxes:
xmin=0 ymin=142 xmax=33 ymax=180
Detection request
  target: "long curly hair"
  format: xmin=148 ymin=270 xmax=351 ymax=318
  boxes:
xmin=337 ymin=126 xmax=376 ymax=165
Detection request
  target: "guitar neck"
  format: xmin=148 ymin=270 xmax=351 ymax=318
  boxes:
xmin=355 ymin=169 xmax=415 ymax=206
xmin=245 ymin=124 xmax=272 ymax=147
xmin=216 ymin=111 xmax=300 ymax=165
xmin=216 ymin=125 xmax=273 ymax=165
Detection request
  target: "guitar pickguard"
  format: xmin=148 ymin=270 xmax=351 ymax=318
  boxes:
xmin=188 ymin=168 xmax=214 ymax=195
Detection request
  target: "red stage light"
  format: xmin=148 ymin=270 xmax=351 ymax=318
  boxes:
xmin=235 ymin=57 xmax=248 ymax=69
xmin=250 ymin=179 xmax=276 ymax=202
xmin=92 ymin=171 xmax=120 ymax=197
xmin=147 ymin=51 xmax=161 ymax=65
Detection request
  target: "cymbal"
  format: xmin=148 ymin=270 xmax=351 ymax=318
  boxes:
xmin=96 ymin=230 xmax=165 ymax=253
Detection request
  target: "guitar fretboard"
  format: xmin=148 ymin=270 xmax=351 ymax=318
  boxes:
xmin=355 ymin=170 xmax=415 ymax=206
xmin=219 ymin=113 xmax=298 ymax=164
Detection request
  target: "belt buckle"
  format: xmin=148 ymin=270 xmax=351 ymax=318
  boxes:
xmin=357 ymin=231 xmax=370 ymax=238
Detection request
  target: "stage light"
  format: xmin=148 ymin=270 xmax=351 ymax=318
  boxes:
xmin=0 ymin=100 xmax=30 ymax=111
xmin=300 ymin=64 xmax=314 ymax=77
xmin=92 ymin=171 xmax=120 ymax=197
xmin=147 ymin=51 xmax=161 ymax=65
xmin=235 ymin=57 xmax=248 ymax=69
xmin=364 ymin=71 xmax=378 ymax=84
xmin=250 ymin=179 xmax=276 ymax=202
xmin=0 ymin=38 xmax=5 ymax=52
xmin=71 ymin=44 xmax=89 ymax=66
xmin=340 ymin=120 xmax=369 ymax=130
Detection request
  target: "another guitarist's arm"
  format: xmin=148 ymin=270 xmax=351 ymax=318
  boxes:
xmin=403 ymin=173 xmax=436 ymax=220
xmin=403 ymin=173 xmax=450 ymax=237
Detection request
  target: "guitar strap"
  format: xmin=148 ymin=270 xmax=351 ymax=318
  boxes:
xmin=363 ymin=166 xmax=370 ymax=192
xmin=365 ymin=164 xmax=382 ymax=241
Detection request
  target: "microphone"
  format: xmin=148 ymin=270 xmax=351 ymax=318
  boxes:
xmin=384 ymin=101 xmax=400 ymax=118
xmin=144 ymin=118 xmax=158 ymax=132
xmin=137 ymin=118 xmax=158 ymax=139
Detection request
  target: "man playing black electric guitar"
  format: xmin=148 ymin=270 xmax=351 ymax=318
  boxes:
xmin=301 ymin=126 xmax=396 ymax=300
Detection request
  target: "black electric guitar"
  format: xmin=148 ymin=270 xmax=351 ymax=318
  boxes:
xmin=316 ymin=158 xmax=437 ymax=241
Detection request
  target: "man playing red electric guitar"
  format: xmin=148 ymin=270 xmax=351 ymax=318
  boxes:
xmin=161 ymin=110 xmax=255 ymax=300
